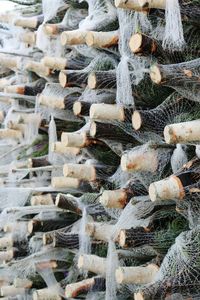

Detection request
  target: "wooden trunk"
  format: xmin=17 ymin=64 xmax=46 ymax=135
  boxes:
xmin=88 ymin=71 xmax=117 ymax=89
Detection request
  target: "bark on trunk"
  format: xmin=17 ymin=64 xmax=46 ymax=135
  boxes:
xmin=55 ymin=193 xmax=82 ymax=214
xmin=90 ymin=104 xmax=132 ymax=122
xmin=59 ymin=70 xmax=88 ymax=87
xmin=88 ymin=71 xmax=116 ymax=89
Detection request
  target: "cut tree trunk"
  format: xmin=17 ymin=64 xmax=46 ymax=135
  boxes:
xmin=78 ymin=254 xmax=106 ymax=276
xmin=164 ymin=120 xmax=200 ymax=144
xmin=90 ymin=104 xmax=133 ymax=122
xmin=14 ymin=15 xmax=44 ymax=29
xmin=121 ymin=148 xmax=158 ymax=172
xmin=59 ymin=70 xmax=88 ymax=87
xmin=115 ymin=264 xmax=159 ymax=284
xmin=86 ymin=31 xmax=119 ymax=48
xmin=73 ymin=101 xmax=91 ymax=117
xmin=55 ymin=193 xmax=82 ymax=214
xmin=60 ymin=30 xmax=87 ymax=45
xmin=65 ymin=277 xmax=104 ymax=298
xmin=88 ymin=71 xmax=116 ymax=89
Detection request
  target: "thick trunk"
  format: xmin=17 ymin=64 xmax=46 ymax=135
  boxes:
xmin=51 ymin=142 xmax=80 ymax=155
xmin=86 ymin=31 xmax=119 ymax=48
xmin=119 ymin=227 xmax=155 ymax=248
xmin=65 ymin=277 xmax=105 ymax=298
xmin=4 ymin=79 xmax=46 ymax=96
xmin=63 ymin=163 xmax=117 ymax=181
xmin=85 ymin=222 xmax=115 ymax=242
xmin=33 ymin=288 xmax=62 ymax=300
xmin=53 ymin=232 xmax=79 ymax=249
xmin=99 ymin=185 xmax=137 ymax=209
xmin=60 ymin=30 xmax=87 ymax=46
xmin=150 ymin=60 xmax=200 ymax=102
xmin=59 ymin=70 xmax=88 ymax=88
xmin=90 ymin=103 xmax=133 ymax=122
xmin=0 ymin=286 xmax=26 ymax=297
xmin=78 ymin=254 xmax=106 ymax=276
xmin=19 ymin=31 xmax=36 ymax=46
xmin=28 ymin=215 xmax=78 ymax=233
xmin=121 ymin=148 xmax=159 ymax=172
xmin=51 ymin=176 xmax=93 ymax=192
xmin=88 ymin=71 xmax=116 ymax=89
xmin=0 ymin=129 xmax=22 ymax=140
xmin=90 ymin=121 xmax=136 ymax=144
xmin=73 ymin=100 xmax=91 ymax=117
xmin=164 ymin=120 xmax=200 ymax=144
xmin=115 ymin=264 xmax=159 ymax=284
xmin=132 ymin=94 xmax=194 ymax=133
xmin=25 ymin=61 xmax=52 ymax=78
xmin=31 ymin=193 xmax=56 ymax=206
xmin=55 ymin=193 xmax=82 ymax=214
xmin=28 ymin=157 xmax=50 ymax=168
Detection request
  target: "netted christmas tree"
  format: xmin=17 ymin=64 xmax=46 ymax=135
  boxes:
xmin=0 ymin=0 xmax=199 ymax=299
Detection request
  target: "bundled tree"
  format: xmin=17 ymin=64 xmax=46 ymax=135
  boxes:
xmin=0 ymin=0 xmax=199 ymax=299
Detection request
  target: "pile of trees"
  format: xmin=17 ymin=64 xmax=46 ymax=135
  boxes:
xmin=0 ymin=0 xmax=199 ymax=299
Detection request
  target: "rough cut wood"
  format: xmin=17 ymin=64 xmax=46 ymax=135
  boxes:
xmin=65 ymin=278 xmax=95 ymax=298
xmin=55 ymin=193 xmax=82 ymax=214
xmin=61 ymin=132 xmax=88 ymax=148
xmin=30 ymin=194 xmax=55 ymax=206
xmin=0 ymin=129 xmax=22 ymax=140
xmin=53 ymin=232 xmax=79 ymax=248
xmin=150 ymin=59 xmax=200 ymax=88
xmin=33 ymin=288 xmax=62 ymax=300
xmin=115 ymin=264 xmax=159 ymax=284
xmin=61 ymin=30 xmax=87 ymax=45
xmin=100 ymin=189 xmax=131 ymax=209
xmin=88 ymin=71 xmax=116 ymax=89
xmin=63 ymin=163 xmax=96 ymax=181
xmin=78 ymin=254 xmax=106 ymax=276
xmin=0 ymin=54 xmax=18 ymax=70
xmin=13 ymin=278 xmax=33 ymax=289
xmin=19 ymin=32 xmax=36 ymax=45
xmin=115 ymin=0 xmax=166 ymax=10
xmin=121 ymin=149 xmax=158 ymax=172
xmin=14 ymin=15 xmax=44 ymax=29
xmin=51 ymin=176 xmax=92 ymax=191
xmin=0 ymin=286 xmax=26 ymax=297
xmin=28 ymin=218 xmax=76 ymax=233
xmin=51 ymin=142 xmax=80 ymax=155
xmin=59 ymin=70 xmax=88 ymax=87
xmin=0 ymin=250 xmax=13 ymax=262
xmin=149 ymin=175 xmax=185 ymax=202
xmin=5 ymin=79 xmax=46 ymax=96
xmin=164 ymin=120 xmax=200 ymax=144
xmin=42 ymin=56 xmax=68 ymax=70
xmin=86 ymin=30 xmax=119 ymax=48
xmin=119 ymin=227 xmax=152 ymax=248
xmin=129 ymin=33 xmax=157 ymax=55
xmin=38 ymin=93 xmax=80 ymax=110
xmin=85 ymin=222 xmax=115 ymax=242
xmin=28 ymin=157 xmax=50 ymax=168
xmin=25 ymin=62 xmax=52 ymax=78
xmin=73 ymin=100 xmax=91 ymax=117
xmin=90 ymin=121 xmax=136 ymax=144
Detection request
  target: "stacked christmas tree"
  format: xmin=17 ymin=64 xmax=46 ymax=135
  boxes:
xmin=0 ymin=0 xmax=199 ymax=299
